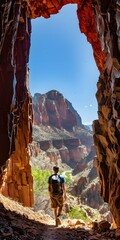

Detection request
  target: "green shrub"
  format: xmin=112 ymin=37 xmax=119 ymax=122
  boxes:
xmin=64 ymin=171 xmax=73 ymax=184
xmin=32 ymin=166 xmax=51 ymax=195
xmin=69 ymin=207 xmax=90 ymax=223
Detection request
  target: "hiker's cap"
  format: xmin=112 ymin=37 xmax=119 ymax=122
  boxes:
xmin=53 ymin=165 xmax=59 ymax=170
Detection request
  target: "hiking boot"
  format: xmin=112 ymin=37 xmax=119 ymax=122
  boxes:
xmin=55 ymin=217 xmax=61 ymax=227
xmin=55 ymin=218 xmax=58 ymax=227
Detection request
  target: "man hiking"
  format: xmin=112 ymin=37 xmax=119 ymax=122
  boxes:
xmin=48 ymin=166 xmax=67 ymax=226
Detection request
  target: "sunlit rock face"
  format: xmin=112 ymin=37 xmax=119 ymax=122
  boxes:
xmin=32 ymin=138 xmax=88 ymax=168
xmin=71 ymin=147 xmax=101 ymax=209
xmin=32 ymin=90 xmax=91 ymax=167
xmin=33 ymin=90 xmax=83 ymax=131
xmin=0 ymin=0 xmax=120 ymax=226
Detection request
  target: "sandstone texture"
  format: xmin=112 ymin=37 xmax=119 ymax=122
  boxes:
xmin=0 ymin=0 xmax=120 ymax=227
xmin=0 ymin=1 xmax=33 ymax=207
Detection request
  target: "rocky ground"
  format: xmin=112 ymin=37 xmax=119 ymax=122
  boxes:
xmin=0 ymin=193 xmax=119 ymax=240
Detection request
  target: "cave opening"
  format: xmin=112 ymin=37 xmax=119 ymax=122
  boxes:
xmin=29 ymin=4 xmax=99 ymax=125
xmin=28 ymin=4 xmax=109 ymax=221
xmin=0 ymin=0 xmax=119 ymax=229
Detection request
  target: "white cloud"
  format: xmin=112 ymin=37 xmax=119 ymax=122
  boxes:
xmin=83 ymin=122 xmax=92 ymax=125
xmin=84 ymin=104 xmax=92 ymax=108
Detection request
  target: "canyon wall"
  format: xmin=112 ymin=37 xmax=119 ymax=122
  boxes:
xmin=0 ymin=0 xmax=120 ymax=226
xmin=0 ymin=1 xmax=34 ymax=207
xmin=31 ymin=138 xmax=88 ymax=167
xmin=32 ymin=90 xmax=93 ymax=167
xmin=77 ymin=0 xmax=120 ymax=226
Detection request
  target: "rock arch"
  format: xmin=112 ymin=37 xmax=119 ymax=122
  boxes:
xmin=0 ymin=0 xmax=120 ymax=226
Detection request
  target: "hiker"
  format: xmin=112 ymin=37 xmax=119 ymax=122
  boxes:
xmin=48 ymin=166 xmax=67 ymax=226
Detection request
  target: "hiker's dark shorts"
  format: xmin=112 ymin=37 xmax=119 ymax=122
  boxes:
xmin=50 ymin=193 xmax=63 ymax=208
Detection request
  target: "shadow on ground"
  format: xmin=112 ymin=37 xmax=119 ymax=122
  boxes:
xmin=0 ymin=194 xmax=116 ymax=240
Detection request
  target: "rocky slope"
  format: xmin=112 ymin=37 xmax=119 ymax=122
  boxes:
xmin=0 ymin=193 xmax=117 ymax=240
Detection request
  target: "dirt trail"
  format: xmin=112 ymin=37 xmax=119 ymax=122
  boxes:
xmin=39 ymin=219 xmax=116 ymax=240
xmin=0 ymin=194 xmax=117 ymax=240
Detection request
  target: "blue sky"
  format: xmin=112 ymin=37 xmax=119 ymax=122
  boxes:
xmin=29 ymin=4 xmax=99 ymax=125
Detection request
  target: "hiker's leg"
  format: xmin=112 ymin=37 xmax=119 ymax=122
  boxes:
xmin=57 ymin=206 xmax=62 ymax=217
xmin=53 ymin=208 xmax=57 ymax=221
xmin=54 ymin=208 xmax=59 ymax=226
xmin=57 ymin=195 xmax=63 ymax=217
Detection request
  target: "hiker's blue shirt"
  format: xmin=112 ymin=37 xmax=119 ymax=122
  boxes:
xmin=59 ymin=175 xmax=65 ymax=185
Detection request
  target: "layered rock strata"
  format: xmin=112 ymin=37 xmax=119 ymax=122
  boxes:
xmin=0 ymin=1 xmax=33 ymax=207
xmin=0 ymin=0 xmax=120 ymax=226
xmin=32 ymin=139 xmax=87 ymax=167
xmin=32 ymin=90 xmax=93 ymax=167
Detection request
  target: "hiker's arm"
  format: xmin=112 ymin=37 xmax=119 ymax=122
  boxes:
xmin=62 ymin=183 xmax=67 ymax=200
xmin=48 ymin=183 xmax=51 ymax=194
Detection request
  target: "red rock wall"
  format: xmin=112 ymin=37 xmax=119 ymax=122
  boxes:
xmin=78 ymin=0 xmax=120 ymax=227
xmin=0 ymin=0 xmax=120 ymax=226
xmin=92 ymin=1 xmax=120 ymax=227
xmin=0 ymin=1 xmax=34 ymax=207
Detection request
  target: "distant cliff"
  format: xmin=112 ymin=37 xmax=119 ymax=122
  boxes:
xmin=33 ymin=90 xmax=83 ymax=131
xmin=31 ymin=90 xmax=94 ymax=167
